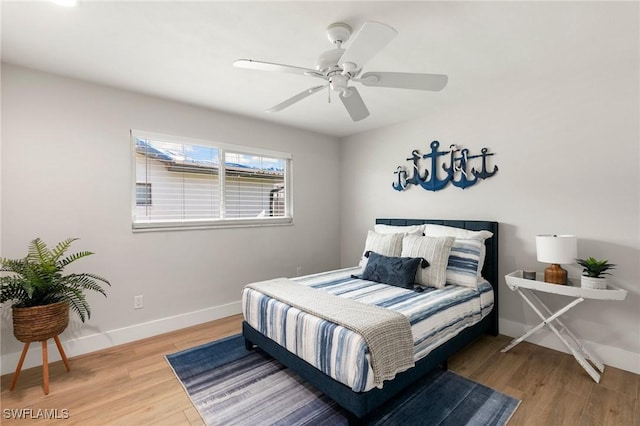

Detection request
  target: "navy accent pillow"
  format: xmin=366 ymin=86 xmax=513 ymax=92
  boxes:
xmin=365 ymin=250 xmax=430 ymax=268
xmin=361 ymin=252 xmax=423 ymax=288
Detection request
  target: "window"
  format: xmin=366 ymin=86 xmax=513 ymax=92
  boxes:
xmin=132 ymin=130 xmax=292 ymax=230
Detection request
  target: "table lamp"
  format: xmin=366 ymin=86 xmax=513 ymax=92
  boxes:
xmin=535 ymin=235 xmax=577 ymax=285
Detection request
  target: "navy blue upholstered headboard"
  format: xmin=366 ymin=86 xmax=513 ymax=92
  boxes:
xmin=376 ymin=218 xmax=499 ymax=334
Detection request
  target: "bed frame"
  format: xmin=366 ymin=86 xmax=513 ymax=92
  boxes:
xmin=243 ymin=219 xmax=499 ymax=422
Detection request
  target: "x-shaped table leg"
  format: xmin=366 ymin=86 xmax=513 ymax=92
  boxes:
xmin=501 ymin=287 xmax=604 ymax=383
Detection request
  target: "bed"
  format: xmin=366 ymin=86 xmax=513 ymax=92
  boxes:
xmin=242 ymin=219 xmax=499 ymax=421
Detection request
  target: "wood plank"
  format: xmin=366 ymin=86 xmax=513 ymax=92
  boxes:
xmin=582 ymin=385 xmax=635 ymax=426
xmin=467 ymin=340 xmax=537 ymax=391
xmin=506 ymin=345 xmax=573 ymax=396
xmin=599 ymin=365 xmax=640 ymax=399
xmin=1 ymin=314 xmax=637 ymax=425
xmin=543 ymin=348 xmax=594 ymax=398
xmin=530 ymin=387 xmax=587 ymax=426
xmin=184 ymin=406 xmax=206 ymax=426
xmin=448 ymin=334 xmax=510 ymax=377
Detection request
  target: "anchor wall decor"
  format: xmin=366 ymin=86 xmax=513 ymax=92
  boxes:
xmin=393 ymin=141 xmax=498 ymax=192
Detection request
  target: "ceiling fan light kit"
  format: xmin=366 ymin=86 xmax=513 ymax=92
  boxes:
xmin=234 ymin=20 xmax=448 ymax=122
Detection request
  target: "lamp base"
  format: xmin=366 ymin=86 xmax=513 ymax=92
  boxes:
xmin=544 ymin=264 xmax=568 ymax=285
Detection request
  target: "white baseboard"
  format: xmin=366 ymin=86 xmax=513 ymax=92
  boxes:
xmin=499 ymin=318 xmax=640 ymax=375
xmin=3 ymin=310 xmax=636 ymax=377
xmin=0 ymin=301 xmax=242 ymax=375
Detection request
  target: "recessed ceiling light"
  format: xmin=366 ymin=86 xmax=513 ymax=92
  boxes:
xmin=50 ymin=0 xmax=78 ymax=7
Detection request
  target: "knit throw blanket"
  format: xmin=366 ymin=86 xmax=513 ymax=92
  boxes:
xmin=246 ymin=278 xmax=415 ymax=387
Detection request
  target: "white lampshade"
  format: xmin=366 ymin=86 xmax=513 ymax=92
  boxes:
xmin=536 ymin=235 xmax=577 ymax=264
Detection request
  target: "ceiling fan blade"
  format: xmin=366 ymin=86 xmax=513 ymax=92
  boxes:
xmin=266 ymin=85 xmax=327 ymax=113
xmin=338 ymin=22 xmax=397 ymax=71
xmin=234 ymin=59 xmax=319 ymax=77
xmin=339 ymin=87 xmax=370 ymax=122
xmin=360 ymin=72 xmax=448 ymax=91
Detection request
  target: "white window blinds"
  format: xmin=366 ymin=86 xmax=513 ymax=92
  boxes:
xmin=224 ymin=151 xmax=286 ymax=219
xmin=132 ymin=130 xmax=292 ymax=230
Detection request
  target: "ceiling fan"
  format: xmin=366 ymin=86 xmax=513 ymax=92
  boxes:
xmin=233 ymin=21 xmax=448 ymax=122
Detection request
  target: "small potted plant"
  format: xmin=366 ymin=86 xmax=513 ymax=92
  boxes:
xmin=576 ymin=257 xmax=615 ymax=289
xmin=1 ymin=238 xmax=110 ymax=343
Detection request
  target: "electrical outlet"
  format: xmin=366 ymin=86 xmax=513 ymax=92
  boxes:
xmin=296 ymin=266 xmax=303 ymax=277
xmin=134 ymin=295 xmax=143 ymax=309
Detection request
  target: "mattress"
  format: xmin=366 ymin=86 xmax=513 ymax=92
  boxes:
xmin=242 ymin=267 xmax=494 ymax=392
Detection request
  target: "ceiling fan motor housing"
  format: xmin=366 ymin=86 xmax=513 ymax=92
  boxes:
xmin=316 ymin=48 xmax=345 ymax=72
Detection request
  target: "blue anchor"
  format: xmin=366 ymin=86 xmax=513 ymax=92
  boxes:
xmin=405 ymin=149 xmax=429 ymax=187
xmin=471 ymin=148 xmax=499 ymax=179
xmin=441 ymin=144 xmax=458 ymax=178
xmin=392 ymin=166 xmax=408 ymax=191
xmin=443 ymin=147 xmax=478 ymax=189
xmin=420 ymin=141 xmax=451 ymax=191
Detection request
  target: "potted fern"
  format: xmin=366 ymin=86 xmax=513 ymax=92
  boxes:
xmin=0 ymin=238 xmax=110 ymax=343
xmin=576 ymin=257 xmax=615 ymax=290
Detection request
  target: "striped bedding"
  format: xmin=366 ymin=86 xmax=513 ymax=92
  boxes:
xmin=242 ymin=267 xmax=494 ymax=392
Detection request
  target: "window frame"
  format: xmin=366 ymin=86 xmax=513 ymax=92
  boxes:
xmin=131 ymin=129 xmax=293 ymax=232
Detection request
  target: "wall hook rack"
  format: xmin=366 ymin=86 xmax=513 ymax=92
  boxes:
xmin=392 ymin=141 xmax=498 ymax=192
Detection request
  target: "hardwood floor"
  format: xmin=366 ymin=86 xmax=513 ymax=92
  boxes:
xmin=1 ymin=314 xmax=638 ymax=425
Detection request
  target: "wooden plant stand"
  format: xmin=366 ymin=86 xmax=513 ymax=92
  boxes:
xmin=10 ymin=301 xmax=71 ymax=394
xmin=9 ymin=335 xmax=71 ymax=395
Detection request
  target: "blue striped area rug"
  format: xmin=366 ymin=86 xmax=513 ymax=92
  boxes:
xmin=166 ymin=334 xmax=519 ymax=426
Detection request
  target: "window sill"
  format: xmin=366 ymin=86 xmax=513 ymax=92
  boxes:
xmin=132 ymin=217 xmax=293 ymax=233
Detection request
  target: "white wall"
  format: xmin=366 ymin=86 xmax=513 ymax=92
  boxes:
xmin=340 ymin=3 xmax=639 ymax=373
xmin=0 ymin=64 xmax=341 ymax=372
xmin=1 ymin=2 xmax=638 ymax=377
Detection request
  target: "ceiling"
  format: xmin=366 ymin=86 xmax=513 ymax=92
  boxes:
xmin=1 ymin=1 xmax=629 ymax=137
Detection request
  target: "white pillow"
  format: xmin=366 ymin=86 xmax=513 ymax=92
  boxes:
xmin=374 ymin=224 xmax=425 ymax=235
xmin=422 ymin=224 xmax=493 ymax=240
xmin=423 ymin=224 xmax=492 ymax=277
xmin=359 ymin=231 xmax=404 ymax=267
xmin=401 ymin=235 xmax=455 ymax=288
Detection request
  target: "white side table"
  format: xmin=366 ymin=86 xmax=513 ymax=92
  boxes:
xmin=502 ymin=270 xmax=627 ymax=383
